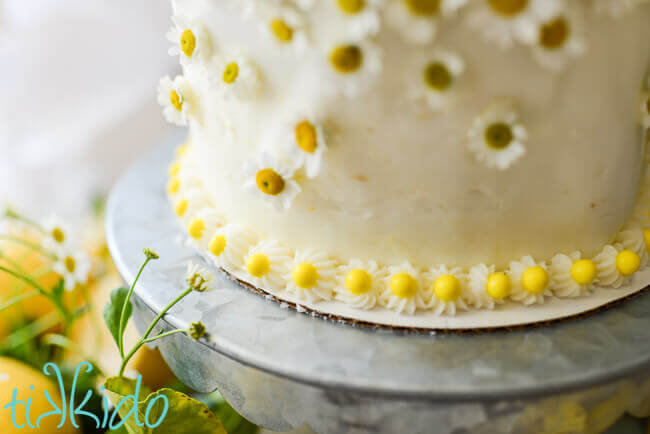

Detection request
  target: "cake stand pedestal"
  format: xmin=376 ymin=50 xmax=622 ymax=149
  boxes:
xmin=106 ymin=137 xmax=650 ymax=434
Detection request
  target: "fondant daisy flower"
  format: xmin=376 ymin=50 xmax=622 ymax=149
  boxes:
xmin=215 ymin=53 xmax=263 ymax=100
xmin=615 ymin=224 xmax=649 ymax=269
xmin=407 ymin=49 xmax=465 ymax=112
xmin=467 ymin=101 xmax=527 ymax=171
xmin=380 ymin=262 xmax=427 ymax=314
xmin=243 ymin=151 xmax=301 ymax=211
xmin=166 ymin=16 xmax=213 ymax=67
xmin=243 ymin=239 xmax=292 ymax=291
xmin=593 ymin=244 xmax=641 ymax=288
xmin=280 ymin=111 xmax=328 ymax=178
xmin=206 ymin=224 xmax=256 ymax=273
xmin=423 ymin=265 xmax=468 ymax=316
xmin=593 ymin=0 xmax=650 ymax=18
xmin=549 ymin=252 xmax=597 ymax=298
xmin=465 ymin=0 xmax=561 ymax=49
xmin=508 ymin=255 xmax=552 ymax=305
xmin=185 ymin=209 xmax=225 ymax=250
xmin=531 ymin=4 xmax=585 ymax=72
xmin=640 ymin=90 xmax=650 ymax=129
xmin=331 ymin=0 xmax=386 ymax=40
xmin=386 ymin=0 xmax=467 ymax=44
xmin=335 ymin=259 xmax=384 ymax=310
xmin=157 ymin=75 xmax=193 ymax=126
xmin=53 ymin=249 xmax=90 ymax=291
xmin=326 ymin=40 xmax=382 ymax=98
xmin=262 ymin=5 xmax=308 ymax=53
xmin=466 ymin=264 xmax=510 ymax=309
xmin=284 ymin=249 xmax=337 ymax=302
xmin=42 ymin=215 xmax=72 ymax=254
xmin=186 ymin=262 xmax=215 ymax=292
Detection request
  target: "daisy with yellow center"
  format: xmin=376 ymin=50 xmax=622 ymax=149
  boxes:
xmin=615 ymin=224 xmax=649 ymax=270
xmin=335 ymin=259 xmax=384 ymax=310
xmin=594 ymin=244 xmax=643 ymax=289
xmin=465 ymin=0 xmax=560 ymax=49
xmin=280 ymin=112 xmax=328 ymax=179
xmin=243 ymin=150 xmax=301 ymax=211
xmin=206 ymin=224 xmax=256 ymax=273
xmin=466 ymin=264 xmax=509 ymax=309
xmin=327 ymin=40 xmax=382 ymax=98
xmin=549 ymin=252 xmax=597 ymax=298
xmin=379 ymin=262 xmax=427 ymax=314
xmin=532 ymin=5 xmax=585 ymax=72
xmin=157 ymin=75 xmax=193 ymax=126
xmin=166 ymin=16 xmax=213 ymax=67
xmin=186 ymin=262 xmax=215 ymax=292
xmin=467 ymin=100 xmax=527 ymax=171
xmin=263 ymin=5 xmax=308 ymax=53
xmin=243 ymin=239 xmax=292 ymax=291
xmin=284 ymin=249 xmax=337 ymax=302
xmin=408 ymin=50 xmax=465 ymax=112
xmin=386 ymin=0 xmax=467 ymax=44
xmin=42 ymin=215 xmax=71 ymax=254
xmin=53 ymin=249 xmax=90 ymax=292
xmin=217 ymin=53 xmax=262 ymax=100
xmin=331 ymin=0 xmax=386 ymax=40
xmin=185 ymin=209 xmax=225 ymax=250
xmin=508 ymin=255 xmax=551 ymax=305
xmin=423 ymin=265 xmax=468 ymax=316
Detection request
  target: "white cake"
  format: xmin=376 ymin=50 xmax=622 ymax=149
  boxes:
xmin=162 ymin=0 xmax=650 ymax=326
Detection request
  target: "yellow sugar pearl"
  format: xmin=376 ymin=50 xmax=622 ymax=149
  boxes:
xmin=174 ymin=199 xmax=188 ymax=217
xmin=486 ymin=272 xmax=511 ymax=299
xmin=247 ymin=254 xmax=270 ymax=277
xmin=209 ymin=235 xmax=226 ymax=257
xmin=433 ymin=275 xmax=461 ymax=302
xmin=295 ymin=120 xmax=318 ymax=153
xmin=488 ymin=0 xmax=528 ymax=16
xmin=338 ymin=0 xmax=365 ymax=14
xmin=521 ymin=266 xmax=549 ymax=294
xmin=168 ymin=162 xmax=181 ymax=177
xmin=390 ymin=273 xmax=417 ymax=298
xmin=330 ymin=45 xmax=363 ymax=74
xmin=424 ymin=62 xmax=452 ymax=91
xmin=616 ymin=250 xmax=641 ymax=276
xmin=64 ymin=256 xmax=76 ymax=273
xmin=167 ymin=177 xmax=180 ymax=195
xmin=345 ymin=269 xmax=372 ymax=295
xmin=51 ymin=227 xmax=65 ymax=244
xmin=169 ymin=90 xmax=183 ymax=111
xmin=187 ymin=219 xmax=205 ymax=240
xmin=484 ymin=122 xmax=513 ymax=150
xmin=270 ymin=19 xmax=294 ymax=43
xmin=293 ymin=263 xmax=319 ymax=289
xmin=644 ymin=229 xmax=650 ymax=252
xmin=256 ymin=169 xmax=285 ymax=196
xmin=180 ymin=29 xmax=197 ymax=58
xmin=405 ymin=0 xmax=440 ymax=16
xmin=223 ymin=62 xmax=239 ymax=84
xmin=570 ymin=259 xmax=597 ymax=285
xmin=539 ymin=17 xmax=569 ymax=50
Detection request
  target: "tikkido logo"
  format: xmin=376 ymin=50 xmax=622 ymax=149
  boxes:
xmin=2 ymin=362 xmax=169 ymax=430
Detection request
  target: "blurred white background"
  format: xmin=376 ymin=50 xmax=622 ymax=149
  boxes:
xmin=0 ymin=0 xmax=180 ymax=218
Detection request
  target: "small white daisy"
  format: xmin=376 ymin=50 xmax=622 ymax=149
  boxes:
xmin=284 ymin=249 xmax=337 ymax=302
xmin=326 ymin=40 xmax=383 ymax=98
xmin=53 ymin=249 xmax=90 ymax=291
xmin=206 ymin=224 xmax=257 ymax=273
xmin=243 ymin=239 xmax=292 ymax=292
xmin=42 ymin=215 xmax=72 ymax=254
xmin=330 ymin=0 xmax=386 ymax=40
xmin=215 ymin=53 xmax=263 ymax=100
xmin=593 ymin=0 xmax=650 ymax=18
xmin=467 ymin=100 xmax=527 ymax=171
xmin=261 ymin=5 xmax=309 ymax=53
xmin=549 ymin=252 xmax=596 ymax=298
xmin=185 ymin=209 xmax=225 ymax=250
xmin=186 ymin=262 xmax=216 ymax=292
xmin=335 ymin=259 xmax=384 ymax=310
xmin=157 ymin=75 xmax=193 ymax=126
xmin=386 ymin=0 xmax=467 ymax=44
xmin=640 ymin=90 xmax=650 ymax=129
xmin=380 ymin=262 xmax=427 ymax=315
xmin=466 ymin=264 xmax=505 ymax=310
xmin=166 ymin=16 xmax=214 ymax=67
xmin=243 ymin=151 xmax=301 ymax=211
xmin=465 ymin=0 xmax=561 ymax=49
xmin=531 ymin=3 xmax=586 ymax=72
xmin=423 ymin=265 xmax=468 ymax=316
xmin=615 ymin=224 xmax=649 ymax=269
xmin=278 ymin=111 xmax=328 ymax=179
xmin=407 ymin=49 xmax=465 ymax=112
xmin=508 ymin=255 xmax=552 ymax=305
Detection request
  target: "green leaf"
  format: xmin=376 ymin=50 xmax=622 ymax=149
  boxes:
xmin=104 ymin=377 xmax=227 ymax=434
xmin=103 ymin=287 xmax=132 ymax=350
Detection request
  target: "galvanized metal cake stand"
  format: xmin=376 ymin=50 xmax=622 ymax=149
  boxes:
xmin=106 ymin=137 xmax=650 ymax=434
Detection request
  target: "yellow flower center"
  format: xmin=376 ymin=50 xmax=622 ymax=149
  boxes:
xmin=223 ymin=62 xmax=239 ymax=84
xmin=338 ymin=0 xmax=365 ymax=14
xmin=168 ymin=162 xmax=180 ymax=177
xmin=424 ymin=62 xmax=452 ymax=91
xmin=616 ymin=250 xmax=641 ymax=276
xmin=64 ymin=256 xmax=76 ymax=273
xmin=167 ymin=177 xmax=181 ymax=195
xmin=209 ymin=235 xmax=226 ymax=257
xmin=539 ymin=17 xmax=569 ymax=50
xmin=488 ymin=0 xmax=528 ymax=16
xmin=170 ymin=90 xmax=183 ymax=112
xmin=390 ymin=273 xmax=417 ymax=298
xmin=180 ymin=29 xmax=197 ymax=58
xmin=484 ymin=122 xmax=514 ymax=150
xmin=51 ymin=228 xmax=65 ymax=244
xmin=247 ymin=254 xmax=271 ymax=277
xmin=404 ymin=0 xmax=440 ymax=16
xmin=486 ymin=272 xmax=511 ymax=299
xmin=521 ymin=266 xmax=549 ymax=294
xmin=188 ymin=219 xmax=205 ymax=240
xmin=175 ymin=199 xmax=188 ymax=217
xmin=345 ymin=269 xmax=372 ymax=295
xmin=570 ymin=259 xmax=597 ymax=285
xmin=295 ymin=120 xmax=318 ymax=153
xmin=433 ymin=275 xmax=461 ymax=302
xmin=256 ymin=169 xmax=285 ymax=196
xmin=293 ymin=263 xmax=318 ymax=289
xmin=270 ymin=19 xmax=294 ymax=43
xmin=330 ymin=45 xmax=363 ymax=74
xmin=644 ymin=229 xmax=650 ymax=252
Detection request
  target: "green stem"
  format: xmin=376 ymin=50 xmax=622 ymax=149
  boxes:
xmin=43 ymin=334 xmax=106 ymax=378
xmin=118 ymin=257 xmax=152 ymax=359
xmin=0 ymin=236 xmax=56 ymax=260
xmin=3 ymin=311 xmax=61 ymax=350
xmin=0 ymin=290 xmax=40 ymax=313
xmin=4 ymin=209 xmax=44 ymax=232
xmin=142 ymin=329 xmax=188 ymax=344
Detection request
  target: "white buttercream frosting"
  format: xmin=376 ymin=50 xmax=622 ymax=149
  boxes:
xmin=380 ymin=262 xmax=428 ymax=315
xmin=284 ymin=249 xmax=337 ymax=302
xmin=466 ymin=264 xmax=502 ymax=310
xmin=593 ymin=244 xmax=627 ymax=288
xmin=549 ymin=252 xmax=595 ymax=298
xmin=335 ymin=259 xmax=384 ymax=310
xmin=423 ymin=265 xmax=469 ymax=316
xmin=509 ymin=256 xmax=552 ymax=305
